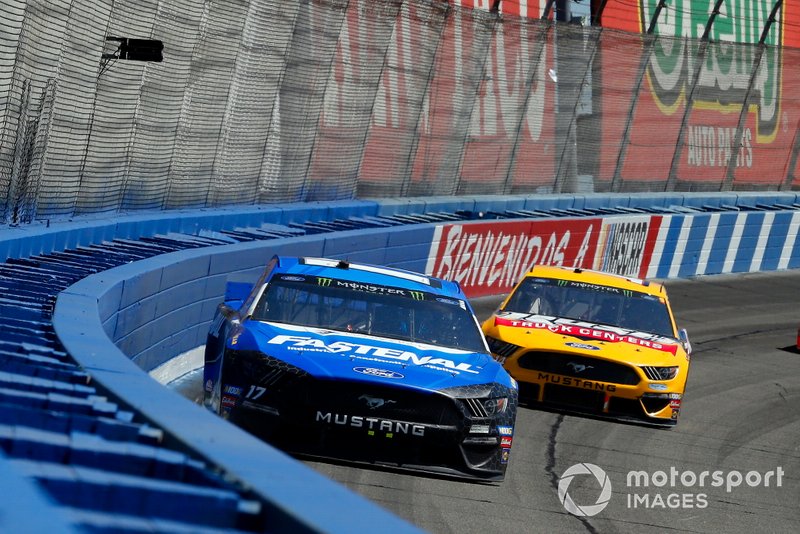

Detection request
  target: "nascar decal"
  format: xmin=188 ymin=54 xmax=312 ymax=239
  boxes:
xmin=426 ymin=219 xmax=601 ymax=298
xmin=594 ymin=216 xmax=664 ymax=279
xmin=267 ymin=334 xmax=480 ymax=374
xmin=494 ymin=313 xmax=679 ymax=354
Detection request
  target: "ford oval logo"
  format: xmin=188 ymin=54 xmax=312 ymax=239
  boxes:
xmin=565 ymin=342 xmax=600 ymax=351
xmin=353 ymin=367 xmax=404 ymax=379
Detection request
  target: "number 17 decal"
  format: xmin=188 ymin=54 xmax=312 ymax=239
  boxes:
xmin=245 ymin=385 xmax=266 ymax=400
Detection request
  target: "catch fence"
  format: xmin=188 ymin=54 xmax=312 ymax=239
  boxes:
xmin=1 ymin=0 xmax=799 ymax=223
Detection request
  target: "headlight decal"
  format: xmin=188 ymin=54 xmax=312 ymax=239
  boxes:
xmin=485 ymin=336 xmax=521 ymax=360
xmin=463 ymin=396 xmax=508 ymax=418
xmin=641 ymin=365 xmax=679 ymax=381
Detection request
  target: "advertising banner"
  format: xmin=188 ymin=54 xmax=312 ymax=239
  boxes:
xmin=326 ymin=0 xmax=557 ymax=192
xmin=426 ymin=215 xmax=672 ymax=297
xmin=426 ymin=218 xmax=601 ymax=297
xmin=599 ymin=0 xmax=800 ymax=187
xmin=593 ymin=215 xmax=664 ymax=278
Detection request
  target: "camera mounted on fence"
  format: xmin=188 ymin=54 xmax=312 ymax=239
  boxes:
xmin=102 ymin=37 xmax=163 ymax=63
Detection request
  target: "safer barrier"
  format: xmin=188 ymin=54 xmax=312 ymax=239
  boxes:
xmin=1 ymin=192 xmax=798 ymax=531
xmin=62 ymin=192 xmax=800 ymax=379
xmin=426 ymin=205 xmax=800 ymax=297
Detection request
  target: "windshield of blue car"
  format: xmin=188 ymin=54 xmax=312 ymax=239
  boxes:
xmin=503 ymin=276 xmax=675 ymax=338
xmin=251 ymin=275 xmax=488 ymax=353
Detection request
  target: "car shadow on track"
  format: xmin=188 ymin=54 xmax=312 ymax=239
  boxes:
xmin=518 ymin=401 xmax=676 ymax=431
xmin=297 ymin=453 xmax=503 ymax=486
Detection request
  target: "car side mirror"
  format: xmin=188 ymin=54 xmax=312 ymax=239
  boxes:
xmin=678 ymin=328 xmax=692 ymax=355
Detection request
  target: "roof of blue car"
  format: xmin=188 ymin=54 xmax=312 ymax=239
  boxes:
xmin=273 ymin=256 xmax=462 ymax=297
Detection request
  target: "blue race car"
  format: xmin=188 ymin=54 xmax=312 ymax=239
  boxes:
xmin=203 ymin=256 xmax=518 ymax=481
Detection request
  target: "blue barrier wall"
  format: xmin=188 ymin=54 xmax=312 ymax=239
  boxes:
xmin=57 ymin=193 xmax=800 ymax=377
xmin=5 ymin=192 xmax=800 ymax=531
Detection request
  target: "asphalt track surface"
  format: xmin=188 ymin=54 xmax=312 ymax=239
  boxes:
xmin=175 ymin=270 xmax=800 ymax=533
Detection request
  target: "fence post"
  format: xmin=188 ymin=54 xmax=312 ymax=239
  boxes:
xmin=553 ymin=27 xmax=600 ymax=194
xmin=453 ymin=9 xmax=500 ymax=195
xmin=399 ymin=2 xmax=452 ymax=197
xmin=352 ymin=0 xmax=405 ymax=199
xmin=22 ymin=79 xmax=56 ymax=224
xmin=723 ymin=0 xmax=782 ymax=191
xmin=664 ymin=40 xmax=705 ymax=192
xmin=609 ymin=33 xmax=655 ymax=192
xmin=7 ymin=80 xmax=33 ymax=225
xmin=609 ymin=0 xmax=664 ymax=192
xmin=780 ymin=120 xmax=800 ymax=191
xmin=502 ymin=20 xmax=552 ymax=194
xmin=665 ymin=0 xmax=725 ymax=192
xmin=720 ymin=45 xmax=765 ymax=191
xmin=299 ymin=0 xmax=353 ymax=200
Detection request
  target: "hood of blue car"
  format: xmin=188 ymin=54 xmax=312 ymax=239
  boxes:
xmin=233 ymin=321 xmax=503 ymax=391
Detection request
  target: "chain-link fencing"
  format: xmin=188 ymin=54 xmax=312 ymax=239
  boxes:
xmin=1 ymin=0 xmax=799 ymax=223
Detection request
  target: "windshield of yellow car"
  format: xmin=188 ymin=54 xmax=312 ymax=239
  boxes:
xmin=251 ymin=275 xmax=488 ymax=353
xmin=503 ymin=276 xmax=675 ymax=338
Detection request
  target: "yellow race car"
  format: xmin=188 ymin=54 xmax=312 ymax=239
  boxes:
xmin=481 ymin=265 xmax=691 ymax=427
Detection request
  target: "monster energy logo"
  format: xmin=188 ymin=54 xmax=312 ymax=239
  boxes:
xmin=317 ymin=277 xmax=333 ymax=287
xmin=548 ymin=278 xmax=628 ymax=296
xmin=409 ymin=291 xmax=424 ymax=301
